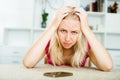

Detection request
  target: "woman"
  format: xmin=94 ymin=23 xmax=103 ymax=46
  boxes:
xmin=23 ymin=6 xmax=113 ymax=71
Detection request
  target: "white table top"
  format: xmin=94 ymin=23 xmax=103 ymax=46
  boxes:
xmin=0 ymin=64 xmax=120 ymax=80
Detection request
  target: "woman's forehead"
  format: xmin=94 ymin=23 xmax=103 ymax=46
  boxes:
xmin=59 ymin=19 xmax=80 ymax=30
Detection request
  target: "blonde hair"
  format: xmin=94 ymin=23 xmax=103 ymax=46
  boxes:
xmin=49 ymin=6 xmax=88 ymax=67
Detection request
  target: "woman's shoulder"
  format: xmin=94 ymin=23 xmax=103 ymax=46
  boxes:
xmin=87 ymin=41 xmax=91 ymax=50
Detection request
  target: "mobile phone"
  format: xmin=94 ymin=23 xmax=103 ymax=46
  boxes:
xmin=43 ymin=71 xmax=73 ymax=78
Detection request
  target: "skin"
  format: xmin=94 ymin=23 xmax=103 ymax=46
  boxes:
xmin=57 ymin=19 xmax=81 ymax=64
xmin=23 ymin=7 xmax=113 ymax=71
xmin=58 ymin=19 xmax=81 ymax=49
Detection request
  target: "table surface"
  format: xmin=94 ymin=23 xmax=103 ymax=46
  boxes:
xmin=0 ymin=64 xmax=120 ymax=80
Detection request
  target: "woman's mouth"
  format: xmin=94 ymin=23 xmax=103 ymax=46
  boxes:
xmin=63 ymin=43 xmax=72 ymax=47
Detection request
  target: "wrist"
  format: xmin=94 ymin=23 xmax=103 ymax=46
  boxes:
xmin=82 ymin=26 xmax=92 ymax=34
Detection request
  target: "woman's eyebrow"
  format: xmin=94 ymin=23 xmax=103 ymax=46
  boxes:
xmin=71 ymin=30 xmax=79 ymax=32
xmin=60 ymin=28 xmax=67 ymax=30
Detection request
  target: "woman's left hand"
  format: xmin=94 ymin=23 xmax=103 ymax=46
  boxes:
xmin=74 ymin=8 xmax=90 ymax=32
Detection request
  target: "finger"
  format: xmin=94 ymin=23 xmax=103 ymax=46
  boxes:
xmin=80 ymin=8 xmax=87 ymax=14
xmin=58 ymin=8 xmax=70 ymax=15
xmin=59 ymin=7 xmax=71 ymax=18
xmin=75 ymin=7 xmax=86 ymax=15
xmin=75 ymin=12 xmax=82 ymax=20
xmin=74 ymin=7 xmax=82 ymax=12
xmin=59 ymin=6 xmax=71 ymax=12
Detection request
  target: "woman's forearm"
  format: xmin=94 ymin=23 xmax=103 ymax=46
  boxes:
xmin=83 ymin=28 xmax=113 ymax=71
xmin=74 ymin=7 xmax=113 ymax=71
xmin=23 ymin=24 xmax=56 ymax=68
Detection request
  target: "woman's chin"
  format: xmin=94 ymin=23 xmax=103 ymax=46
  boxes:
xmin=63 ymin=46 xmax=72 ymax=49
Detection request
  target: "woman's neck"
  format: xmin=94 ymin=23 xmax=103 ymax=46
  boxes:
xmin=63 ymin=47 xmax=74 ymax=56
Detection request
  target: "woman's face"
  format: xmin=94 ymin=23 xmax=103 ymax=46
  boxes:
xmin=58 ymin=19 xmax=81 ymax=49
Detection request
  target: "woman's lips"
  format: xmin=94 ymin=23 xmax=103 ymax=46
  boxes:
xmin=63 ymin=43 xmax=71 ymax=47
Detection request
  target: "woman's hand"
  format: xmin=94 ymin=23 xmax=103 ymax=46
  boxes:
xmin=50 ymin=6 xmax=70 ymax=30
xmin=74 ymin=8 xmax=90 ymax=32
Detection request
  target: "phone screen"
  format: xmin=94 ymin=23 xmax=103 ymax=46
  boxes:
xmin=43 ymin=71 xmax=73 ymax=78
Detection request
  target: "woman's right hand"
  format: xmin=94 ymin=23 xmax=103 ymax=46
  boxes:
xmin=50 ymin=6 xmax=71 ymax=30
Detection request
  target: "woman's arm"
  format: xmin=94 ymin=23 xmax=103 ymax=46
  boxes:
xmin=75 ymin=8 xmax=113 ymax=71
xmin=23 ymin=26 xmax=55 ymax=68
xmin=23 ymin=7 xmax=70 ymax=68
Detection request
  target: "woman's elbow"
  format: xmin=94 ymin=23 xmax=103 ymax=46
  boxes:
xmin=102 ymin=62 xmax=113 ymax=72
xmin=23 ymin=60 xmax=35 ymax=68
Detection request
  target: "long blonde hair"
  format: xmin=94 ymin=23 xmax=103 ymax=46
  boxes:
xmin=49 ymin=7 xmax=88 ymax=67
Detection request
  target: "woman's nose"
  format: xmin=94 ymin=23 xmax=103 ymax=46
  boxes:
xmin=65 ymin=33 xmax=71 ymax=41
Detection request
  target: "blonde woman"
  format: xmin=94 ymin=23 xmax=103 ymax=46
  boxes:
xmin=23 ymin=6 xmax=113 ymax=71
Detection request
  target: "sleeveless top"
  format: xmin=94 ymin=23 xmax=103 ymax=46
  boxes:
xmin=45 ymin=41 xmax=91 ymax=67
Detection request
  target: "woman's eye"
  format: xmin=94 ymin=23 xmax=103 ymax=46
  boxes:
xmin=72 ymin=31 xmax=77 ymax=34
xmin=61 ymin=30 xmax=66 ymax=33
